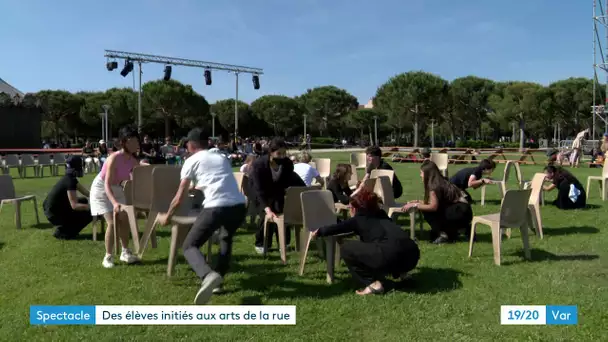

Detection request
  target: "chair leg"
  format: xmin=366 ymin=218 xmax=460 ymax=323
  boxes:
xmin=534 ymin=205 xmax=543 ymax=239
xmin=409 ymin=212 xmax=416 ymax=240
xmin=481 ymin=186 xmax=486 ymax=206
xmin=32 ymin=197 xmax=40 ymax=224
xmin=491 ymin=222 xmax=502 ymax=266
xmin=294 ymin=226 xmax=302 ymax=252
xmin=277 ymin=222 xmax=287 ymax=265
xmin=167 ymin=224 xmax=180 ymax=277
xmin=113 ymin=212 xmax=120 ymax=255
xmin=262 ymin=218 xmax=270 ymax=257
xmin=468 ymin=222 xmax=477 ymax=258
xmin=14 ymin=202 xmax=22 ymax=229
xmin=519 ymin=223 xmax=531 ymax=261
xmin=603 ymin=179 xmax=607 ymax=201
xmin=298 ymin=231 xmax=313 ymax=276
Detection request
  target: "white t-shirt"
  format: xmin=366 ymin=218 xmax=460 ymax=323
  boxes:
xmin=180 ymin=150 xmax=245 ymax=208
xmin=294 ymin=162 xmax=320 ymax=186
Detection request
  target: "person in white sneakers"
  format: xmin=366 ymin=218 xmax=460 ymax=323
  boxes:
xmin=89 ymin=126 xmax=142 ymax=268
xmin=158 ymin=128 xmax=246 ymax=305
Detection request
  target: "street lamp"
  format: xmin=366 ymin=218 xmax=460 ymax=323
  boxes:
xmin=373 ymin=115 xmax=378 ymax=146
xmin=101 ymin=104 xmax=110 ymax=141
xmin=211 ymin=112 xmax=216 ymax=138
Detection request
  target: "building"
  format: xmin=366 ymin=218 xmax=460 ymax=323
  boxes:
xmin=358 ymin=98 xmax=374 ymax=109
xmin=0 ymin=77 xmax=24 ymax=98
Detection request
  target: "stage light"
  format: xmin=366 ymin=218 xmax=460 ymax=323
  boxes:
xmin=120 ymin=60 xmax=134 ymax=77
xmin=204 ymin=69 xmax=212 ymax=85
xmin=252 ymin=75 xmax=260 ymax=90
xmin=106 ymin=61 xmax=118 ymax=71
xmin=163 ymin=65 xmax=172 ymax=81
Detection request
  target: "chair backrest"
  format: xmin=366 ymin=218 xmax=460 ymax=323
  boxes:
xmin=313 ymin=158 xmax=331 ymax=178
xmin=348 ymin=164 xmax=359 ymax=187
xmin=431 ymin=153 xmax=448 ymax=170
xmin=53 ymin=153 xmax=66 ymax=164
xmin=283 ymin=186 xmax=318 ymax=224
xmin=131 ymin=165 xmax=156 ymax=210
xmin=0 ymin=175 xmax=17 ymax=200
xmin=123 ymin=180 xmax=133 ymax=205
xmin=527 ymin=173 xmax=545 ymax=205
xmin=150 ymin=165 xmax=182 ymax=213
xmin=499 ymin=189 xmax=532 ymax=228
xmin=37 ymin=154 xmax=52 ymax=164
xmin=370 ymin=169 xmax=394 ymax=184
xmin=360 ymin=177 xmax=377 ymax=192
xmin=350 ymin=153 xmax=367 ymax=168
xmin=21 ymin=154 xmax=35 ymax=166
xmin=233 ymin=172 xmax=245 ymax=194
xmin=513 ymin=162 xmax=524 ymax=186
xmin=308 ymin=161 xmax=317 ymax=169
xmin=502 ymin=161 xmax=515 ymax=182
xmin=300 ymin=190 xmax=337 ymax=232
xmin=4 ymin=154 xmax=19 ymax=166
xmin=373 ymin=175 xmax=396 ymax=207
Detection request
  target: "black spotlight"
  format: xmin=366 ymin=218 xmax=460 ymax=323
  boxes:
xmin=163 ymin=65 xmax=172 ymax=81
xmin=204 ymin=69 xmax=212 ymax=85
xmin=106 ymin=61 xmax=118 ymax=71
xmin=252 ymin=75 xmax=260 ymax=90
xmin=120 ymin=60 xmax=134 ymax=77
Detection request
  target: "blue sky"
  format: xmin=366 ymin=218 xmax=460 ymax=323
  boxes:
xmin=0 ymin=0 xmax=592 ymax=104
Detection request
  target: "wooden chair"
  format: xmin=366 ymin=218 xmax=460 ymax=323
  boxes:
xmin=20 ymin=154 xmax=37 ymax=178
xmin=0 ymin=175 xmax=40 ymax=229
xmin=374 ymin=175 xmax=422 ymax=239
xmin=586 ymin=159 xmax=608 ymax=201
xmin=468 ymin=189 xmax=532 ymax=265
xmin=299 ymin=189 xmax=345 ymax=284
xmin=481 ymin=160 xmax=516 ymax=206
xmin=37 ymin=154 xmax=54 ymax=177
xmin=350 ymin=153 xmax=367 ymax=170
xmin=526 ymin=173 xmax=545 ymax=239
xmin=430 ymin=153 xmax=449 ymax=178
xmin=263 ymin=185 xmax=321 ymax=264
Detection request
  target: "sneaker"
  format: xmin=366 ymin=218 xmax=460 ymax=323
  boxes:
xmin=102 ymin=255 xmax=114 ymax=268
xmin=254 ymin=246 xmax=265 ymax=255
xmin=194 ymin=272 xmax=223 ymax=305
xmin=120 ymin=249 xmax=140 ymax=264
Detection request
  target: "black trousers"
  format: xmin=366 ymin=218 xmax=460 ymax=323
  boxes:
xmin=46 ymin=198 xmax=92 ymax=239
xmin=340 ymin=239 xmax=420 ymax=287
xmin=423 ymin=202 xmax=473 ymax=241
xmin=254 ymin=199 xmax=291 ymax=248
xmin=183 ymin=204 xmax=246 ymax=280
xmin=553 ymin=181 xmax=587 ymax=210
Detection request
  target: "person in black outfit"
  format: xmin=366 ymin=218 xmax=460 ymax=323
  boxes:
xmin=360 ymin=146 xmax=403 ymax=198
xmin=449 ymin=159 xmax=496 ymax=203
xmin=327 ymin=163 xmax=353 ymax=204
xmin=543 ymin=165 xmax=586 ymax=210
xmin=251 ymin=138 xmax=305 ymax=254
xmin=313 ymin=189 xmax=420 ymax=295
xmin=43 ymin=156 xmax=92 ymax=240
xmin=403 ymin=161 xmax=473 ymax=244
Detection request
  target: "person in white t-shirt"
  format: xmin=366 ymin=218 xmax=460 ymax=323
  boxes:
xmin=157 ymin=128 xmax=246 ymax=305
xmin=293 ymin=152 xmax=324 ymax=187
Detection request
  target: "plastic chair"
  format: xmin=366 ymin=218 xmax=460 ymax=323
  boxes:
xmin=526 ymin=173 xmax=545 ymax=239
xmin=468 ymin=189 xmax=532 ymax=265
xmin=520 ymin=163 xmax=545 ymax=206
xmin=2 ymin=154 xmax=20 ymax=176
xmin=299 ymin=189 xmax=345 ymax=284
xmin=37 ymin=154 xmax=54 ymax=177
xmin=586 ymin=159 xmax=608 ymax=201
xmin=350 ymin=152 xmax=367 ymax=170
xmin=370 ymin=169 xmax=395 ymax=185
xmin=0 ymin=175 xmax=40 ymax=229
xmin=312 ymin=158 xmax=331 ymax=180
xmin=430 ymin=153 xmax=449 ymax=178
xmin=480 ymin=161 xmax=516 ymax=206
xmin=20 ymin=154 xmax=37 ymax=178
xmin=52 ymin=153 xmax=67 ymax=176
xmin=374 ymin=175 xmax=422 ymax=239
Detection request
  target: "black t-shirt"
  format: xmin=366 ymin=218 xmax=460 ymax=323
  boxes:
xmin=43 ymin=175 xmax=78 ymax=216
xmin=140 ymin=142 xmax=153 ymax=154
xmin=82 ymin=146 xmax=94 ymax=156
xmin=99 ymin=146 xmax=108 ymax=156
xmin=450 ymin=167 xmax=483 ymax=190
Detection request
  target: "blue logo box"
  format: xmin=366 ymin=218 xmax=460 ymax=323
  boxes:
xmin=30 ymin=305 xmax=96 ymax=325
xmin=546 ymin=305 xmax=578 ymax=325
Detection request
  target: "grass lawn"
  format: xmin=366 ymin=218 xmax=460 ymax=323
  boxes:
xmin=0 ymin=152 xmax=606 ymax=341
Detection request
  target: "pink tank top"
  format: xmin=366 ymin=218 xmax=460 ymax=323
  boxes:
xmin=99 ymin=152 xmax=138 ymax=184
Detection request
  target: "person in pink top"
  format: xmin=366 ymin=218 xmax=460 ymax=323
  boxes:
xmin=89 ymin=127 xmax=141 ymax=268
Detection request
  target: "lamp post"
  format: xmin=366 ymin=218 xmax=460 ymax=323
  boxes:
xmin=211 ymin=112 xmax=216 ymax=138
xmin=303 ymin=114 xmax=307 ymax=137
xmin=373 ymin=115 xmax=378 ymax=146
xmin=102 ymin=104 xmax=110 ymax=141
xmin=431 ymin=119 xmax=435 ymax=148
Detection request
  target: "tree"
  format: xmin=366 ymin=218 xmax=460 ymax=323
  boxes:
xmin=297 ymin=86 xmax=359 ymax=136
xmin=36 ymin=90 xmax=83 ymax=141
xmin=250 ymin=95 xmax=302 ymax=135
xmin=210 ymin=99 xmax=250 ymax=137
xmin=142 ymin=79 xmax=209 ymax=137
xmin=374 ymin=71 xmax=448 ymax=146
xmin=450 ymin=76 xmax=495 ymax=139
xmin=549 ymin=78 xmax=594 ymax=134
xmin=343 ymin=108 xmax=386 ymax=143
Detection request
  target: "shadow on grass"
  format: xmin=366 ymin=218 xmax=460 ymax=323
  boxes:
xmin=0 ymin=242 xmax=4 ymax=250
xmin=390 ymin=267 xmax=466 ymax=294
xmin=583 ymin=204 xmax=602 ymax=210
xmin=505 ymin=248 xmax=599 ymax=265
xmin=542 ymin=226 xmax=599 ymax=236
xmin=33 ymin=222 xmax=54 ymax=229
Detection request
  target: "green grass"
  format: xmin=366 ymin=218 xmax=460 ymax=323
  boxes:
xmin=1 ymin=153 xmax=606 ymax=341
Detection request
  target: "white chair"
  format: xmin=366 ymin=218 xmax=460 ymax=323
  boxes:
xmin=374 ymin=176 xmax=422 ymax=239
xmin=370 ymin=169 xmax=394 ymax=184
xmin=480 ymin=161 xmax=516 ymax=206
xmin=430 ymin=153 xmax=449 ymax=178
xmin=468 ymin=189 xmax=532 ymax=265
xmin=586 ymin=159 xmax=608 ymax=201
xmin=526 ymin=173 xmax=545 ymax=239
xmin=350 ymin=152 xmax=367 ymax=170
xmin=348 ymin=164 xmax=359 ymax=190
xmin=312 ymin=158 xmax=331 ymax=183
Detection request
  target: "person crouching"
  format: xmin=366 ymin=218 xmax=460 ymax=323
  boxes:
xmin=43 ymin=156 xmax=92 ymax=240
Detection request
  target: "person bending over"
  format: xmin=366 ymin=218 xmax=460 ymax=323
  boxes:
xmin=358 ymin=146 xmax=403 ymax=198
xmin=449 ymin=159 xmax=496 ymax=203
xmin=312 ymin=189 xmax=420 ymax=295
xmin=293 ymin=151 xmax=324 ymax=187
xmin=402 ymin=161 xmax=473 ymax=244
xmin=89 ymin=126 xmax=142 ymax=268
xmin=43 ymin=156 xmax=92 ymax=240
xmin=543 ymin=165 xmax=586 ymax=210
xmin=326 ymin=164 xmax=353 ymax=205
xmin=158 ymin=128 xmax=246 ymax=305
xmin=251 ymin=138 xmax=305 ymax=254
